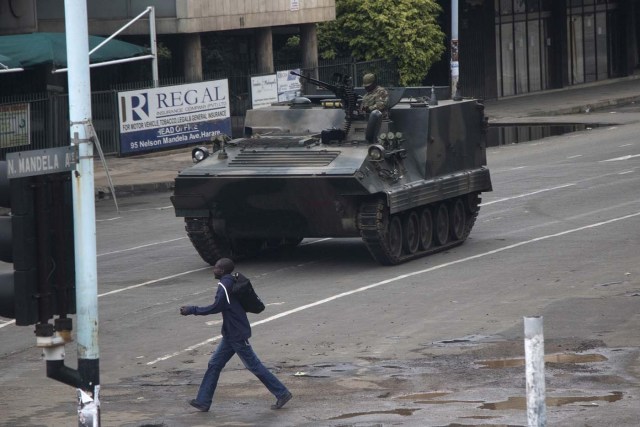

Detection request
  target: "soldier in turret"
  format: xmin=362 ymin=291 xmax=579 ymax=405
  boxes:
xmin=360 ymin=73 xmax=389 ymax=116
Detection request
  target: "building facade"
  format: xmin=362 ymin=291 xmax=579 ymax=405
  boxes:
xmin=444 ymin=0 xmax=640 ymax=100
xmin=34 ymin=0 xmax=335 ymax=82
xmin=3 ymin=1 xmax=639 ymax=100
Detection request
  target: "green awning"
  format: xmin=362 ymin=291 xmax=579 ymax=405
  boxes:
xmin=0 ymin=32 xmax=149 ymax=69
xmin=0 ymin=53 xmax=23 ymax=70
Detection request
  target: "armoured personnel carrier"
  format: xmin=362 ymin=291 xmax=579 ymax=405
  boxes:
xmin=170 ymin=73 xmax=492 ymax=265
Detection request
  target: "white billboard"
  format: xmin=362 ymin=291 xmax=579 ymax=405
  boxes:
xmin=118 ymin=79 xmax=231 ymax=154
xmin=250 ymin=74 xmax=278 ymax=109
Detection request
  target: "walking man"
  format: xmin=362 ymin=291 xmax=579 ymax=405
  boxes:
xmin=180 ymin=257 xmax=292 ymax=412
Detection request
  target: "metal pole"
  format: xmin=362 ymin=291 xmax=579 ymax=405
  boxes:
xmin=451 ymin=0 xmax=459 ymax=98
xmin=149 ymin=7 xmax=159 ymax=87
xmin=88 ymin=7 xmax=153 ymax=55
xmin=524 ymin=316 xmax=546 ymax=427
xmin=53 ymin=55 xmax=156 ymax=74
xmin=53 ymin=6 xmax=158 ymax=86
xmin=63 ymin=0 xmax=100 ymax=425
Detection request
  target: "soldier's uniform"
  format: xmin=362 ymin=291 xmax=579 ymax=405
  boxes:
xmin=361 ymin=73 xmax=389 ymax=116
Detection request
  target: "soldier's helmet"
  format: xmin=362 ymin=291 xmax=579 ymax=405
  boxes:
xmin=363 ymin=73 xmax=376 ymax=88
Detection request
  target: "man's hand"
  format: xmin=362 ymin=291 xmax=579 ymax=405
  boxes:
xmin=180 ymin=306 xmax=195 ymax=316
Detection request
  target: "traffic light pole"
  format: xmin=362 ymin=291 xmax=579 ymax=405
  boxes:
xmin=64 ymin=0 xmax=101 ymax=424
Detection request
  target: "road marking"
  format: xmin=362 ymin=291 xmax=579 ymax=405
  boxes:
xmin=98 ymin=266 xmax=210 ymax=297
xmin=115 ymin=205 xmax=174 ymax=214
xmin=3 ymin=210 xmax=639 ymax=332
xmin=97 ymin=236 xmax=323 ymax=258
xmin=485 ymin=166 xmax=524 ymax=175
xmin=301 ymin=238 xmax=332 ymax=246
xmin=567 ymin=155 xmax=582 ymax=159
xmin=146 ymin=210 xmax=640 ymax=365
xmin=600 ymin=154 xmax=640 ymax=162
xmin=480 ymin=183 xmax=575 ymax=207
xmin=97 ymin=237 xmax=187 ymax=257
xmin=96 ymin=205 xmax=174 ymax=222
xmin=96 ymin=217 xmax=121 ymax=222
xmin=618 ymin=170 xmax=635 ymax=175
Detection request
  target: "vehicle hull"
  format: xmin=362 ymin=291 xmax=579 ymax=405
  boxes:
xmin=171 ymin=96 xmax=493 ymax=264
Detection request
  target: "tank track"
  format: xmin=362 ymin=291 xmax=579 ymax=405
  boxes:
xmin=357 ymin=194 xmax=481 ymax=265
xmin=184 ymin=217 xmax=231 ymax=266
xmin=184 ymin=218 xmax=303 ymax=265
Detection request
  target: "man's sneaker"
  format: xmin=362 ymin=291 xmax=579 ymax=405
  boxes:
xmin=271 ymin=391 xmax=292 ymax=410
xmin=188 ymin=399 xmax=209 ymax=412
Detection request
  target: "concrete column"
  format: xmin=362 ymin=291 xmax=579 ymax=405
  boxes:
xmin=301 ymin=24 xmax=319 ymax=79
xmin=183 ymin=33 xmax=203 ymax=82
xmin=300 ymin=23 xmax=319 ymax=94
xmin=255 ymin=27 xmax=274 ymax=74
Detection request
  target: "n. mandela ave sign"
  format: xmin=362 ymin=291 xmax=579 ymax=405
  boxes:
xmin=6 ymin=146 xmax=78 ymax=178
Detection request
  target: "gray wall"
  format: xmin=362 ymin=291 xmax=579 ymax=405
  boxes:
xmin=36 ymin=0 xmax=335 ymax=35
xmin=0 ymin=0 xmax=37 ymax=34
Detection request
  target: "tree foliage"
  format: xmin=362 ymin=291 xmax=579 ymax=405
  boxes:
xmin=318 ymin=0 xmax=445 ymax=85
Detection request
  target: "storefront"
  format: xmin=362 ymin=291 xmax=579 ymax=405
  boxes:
xmin=454 ymin=0 xmax=638 ymax=99
xmin=566 ymin=0 xmax=622 ymax=85
xmin=494 ymin=0 xmax=552 ymax=96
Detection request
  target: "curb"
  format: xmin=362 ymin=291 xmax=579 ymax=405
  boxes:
xmin=95 ymin=182 xmax=174 ymax=200
xmin=485 ymin=94 xmax=640 ymax=120
xmin=527 ymin=95 xmax=640 ymax=116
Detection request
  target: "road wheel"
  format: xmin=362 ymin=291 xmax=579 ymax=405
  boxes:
xmin=449 ymin=199 xmax=466 ymax=241
xmin=434 ymin=203 xmax=449 ymax=246
xmin=402 ymin=211 xmax=420 ymax=254
xmin=386 ymin=215 xmax=403 ymax=259
xmin=419 ymin=207 xmax=433 ymax=250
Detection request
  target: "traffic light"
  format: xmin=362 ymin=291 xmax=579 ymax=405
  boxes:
xmin=0 ymin=161 xmax=75 ymax=326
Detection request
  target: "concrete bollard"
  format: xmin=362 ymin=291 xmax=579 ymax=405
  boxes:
xmin=524 ymin=316 xmax=546 ymax=427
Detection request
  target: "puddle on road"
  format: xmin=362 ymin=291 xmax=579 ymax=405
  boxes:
xmin=437 ymin=424 xmax=524 ymax=427
xmin=480 ymin=392 xmax=623 ymax=410
xmin=392 ymin=389 xmax=622 ymax=411
xmin=433 ymin=334 xmax=493 ymax=346
xmin=476 ymin=352 xmax=607 ymax=369
xmin=329 ymin=407 xmax=419 ymax=420
xmin=459 ymin=415 xmax=501 ymax=420
xmin=487 ymin=123 xmax=600 ymax=147
xmin=397 ymin=392 xmax=451 ymax=400
xmin=395 ymin=391 xmax=483 ymax=405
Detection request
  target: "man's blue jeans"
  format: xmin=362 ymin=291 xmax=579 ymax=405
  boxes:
xmin=194 ymin=337 xmax=289 ymax=409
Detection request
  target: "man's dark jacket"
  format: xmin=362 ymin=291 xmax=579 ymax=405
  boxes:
xmin=185 ymin=273 xmax=251 ymax=341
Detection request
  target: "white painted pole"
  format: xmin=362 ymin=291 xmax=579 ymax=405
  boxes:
xmin=451 ymin=0 xmax=459 ymax=99
xmin=149 ymin=7 xmax=159 ymax=87
xmin=63 ymin=0 xmax=100 ymax=424
xmin=524 ymin=316 xmax=546 ymax=427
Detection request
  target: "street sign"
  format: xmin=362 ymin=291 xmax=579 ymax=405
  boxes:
xmin=6 ymin=146 xmax=78 ymax=179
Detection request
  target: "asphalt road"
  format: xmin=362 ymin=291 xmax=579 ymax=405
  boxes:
xmin=1 ymin=121 xmax=639 ymax=426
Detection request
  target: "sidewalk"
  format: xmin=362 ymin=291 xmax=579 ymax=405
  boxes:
xmin=484 ymin=74 xmax=640 ymax=120
xmin=95 ymin=76 xmax=640 ymax=199
xmin=94 ymin=147 xmax=190 ymax=199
